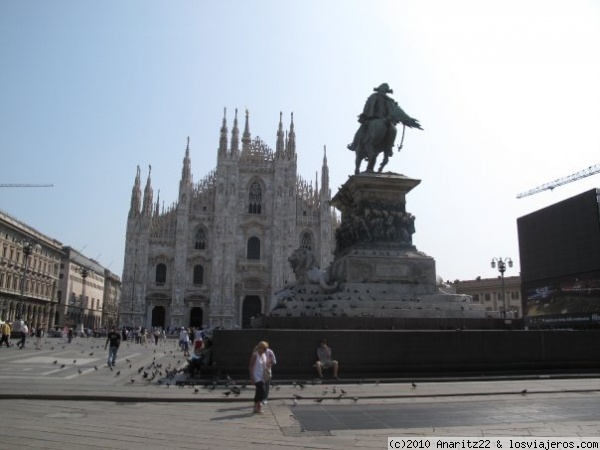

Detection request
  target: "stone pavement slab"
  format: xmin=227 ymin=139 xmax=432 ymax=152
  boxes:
xmin=1 ymin=337 xmax=600 ymax=449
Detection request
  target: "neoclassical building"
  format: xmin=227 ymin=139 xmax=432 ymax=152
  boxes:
xmin=0 ymin=210 xmax=62 ymax=328
xmin=121 ymin=110 xmax=337 ymax=329
xmin=1 ymin=211 xmax=120 ymax=331
xmin=56 ymin=247 xmax=107 ymax=330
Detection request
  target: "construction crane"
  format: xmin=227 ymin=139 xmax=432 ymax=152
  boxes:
xmin=516 ymin=164 xmax=600 ymax=199
xmin=0 ymin=184 xmax=54 ymax=188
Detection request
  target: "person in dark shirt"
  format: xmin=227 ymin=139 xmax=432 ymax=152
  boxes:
xmin=104 ymin=326 xmax=121 ymax=367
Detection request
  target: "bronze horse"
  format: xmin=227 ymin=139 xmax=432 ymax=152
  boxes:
xmin=353 ymin=102 xmax=422 ymax=175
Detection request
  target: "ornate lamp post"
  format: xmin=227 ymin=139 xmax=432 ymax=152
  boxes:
xmin=491 ymin=257 xmax=513 ymax=317
xmin=18 ymin=239 xmax=39 ymax=320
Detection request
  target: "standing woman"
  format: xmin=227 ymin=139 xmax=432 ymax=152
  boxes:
xmin=249 ymin=341 xmax=268 ymax=414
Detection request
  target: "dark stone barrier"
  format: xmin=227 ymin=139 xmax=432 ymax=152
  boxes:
xmin=210 ymin=329 xmax=600 ymax=379
xmin=252 ymin=316 xmax=524 ymax=330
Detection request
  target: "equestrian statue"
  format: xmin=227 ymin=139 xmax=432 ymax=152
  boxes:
xmin=348 ymin=83 xmax=423 ymax=175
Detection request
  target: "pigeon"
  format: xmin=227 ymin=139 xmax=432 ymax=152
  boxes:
xmin=115 ymin=370 xmax=121 ymax=376
xmin=353 ymin=397 xmax=359 ymax=403
xmin=223 ymin=391 xmax=231 ymax=397
xmin=53 ymin=360 xmax=57 ymax=365
xmin=94 ymin=366 xmax=98 ymax=371
xmin=521 ymin=389 xmax=527 ymax=395
xmin=341 ymin=389 xmax=347 ymax=395
xmin=60 ymin=364 xmax=65 ymax=369
xmin=315 ymin=398 xmax=324 ymax=403
xmin=89 ymin=352 xmax=94 ymax=356
xmin=194 ymin=388 xmax=199 ymax=394
xmin=411 ymin=382 xmax=417 ymax=388
xmin=73 ymin=360 xmax=77 ymax=364
xmin=293 ymin=394 xmax=303 ymax=400
xmin=78 ymin=369 xmax=82 ymax=374
xmin=130 ymin=379 xmax=135 ymax=384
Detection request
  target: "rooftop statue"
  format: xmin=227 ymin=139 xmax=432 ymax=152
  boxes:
xmin=348 ymin=83 xmax=423 ymax=175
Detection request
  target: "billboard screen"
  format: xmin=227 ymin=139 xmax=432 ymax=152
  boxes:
xmin=524 ymin=275 xmax=600 ymax=319
xmin=518 ymin=188 xmax=600 ymax=284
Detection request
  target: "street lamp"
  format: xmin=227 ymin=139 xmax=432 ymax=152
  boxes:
xmin=491 ymin=257 xmax=513 ymax=318
xmin=77 ymin=266 xmax=90 ymax=332
xmin=18 ymin=239 xmax=39 ymax=320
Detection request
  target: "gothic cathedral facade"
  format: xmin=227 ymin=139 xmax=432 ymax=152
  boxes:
xmin=121 ymin=110 xmax=336 ymax=329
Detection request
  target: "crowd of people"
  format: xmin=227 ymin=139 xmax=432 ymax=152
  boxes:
xmin=2 ymin=318 xmax=342 ymax=415
xmin=0 ymin=320 xmax=47 ymax=349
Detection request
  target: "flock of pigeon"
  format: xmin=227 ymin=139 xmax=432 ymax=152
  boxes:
xmin=42 ymin=338 xmax=485 ymax=405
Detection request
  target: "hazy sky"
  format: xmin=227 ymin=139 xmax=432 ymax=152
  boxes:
xmin=1 ymin=0 xmax=599 ymax=282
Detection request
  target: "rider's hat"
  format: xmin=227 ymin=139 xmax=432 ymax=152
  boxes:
xmin=374 ymin=83 xmax=393 ymax=94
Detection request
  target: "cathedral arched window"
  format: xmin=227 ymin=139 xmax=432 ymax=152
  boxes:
xmin=194 ymin=228 xmax=207 ymax=250
xmin=247 ymin=237 xmax=261 ymax=260
xmin=155 ymin=263 xmax=167 ymax=284
xmin=193 ymin=265 xmax=204 ymax=285
xmin=300 ymin=232 xmax=313 ymax=251
xmin=248 ymin=181 xmax=262 ymax=214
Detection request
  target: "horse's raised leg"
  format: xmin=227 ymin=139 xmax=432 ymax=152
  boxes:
xmin=378 ymin=153 xmax=389 ymax=172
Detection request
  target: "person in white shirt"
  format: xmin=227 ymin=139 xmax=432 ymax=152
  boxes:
xmin=249 ymin=341 xmax=268 ymax=414
xmin=17 ymin=322 xmax=28 ymax=349
xmin=179 ymin=327 xmax=190 ymax=357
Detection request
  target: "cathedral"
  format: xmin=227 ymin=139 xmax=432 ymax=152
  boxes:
xmin=121 ymin=109 xmax=337 ymax=329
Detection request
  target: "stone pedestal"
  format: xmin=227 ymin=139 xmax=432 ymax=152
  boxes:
xmin=270 ymin=172 xmax=487 ymax=320
xmin=329 ymin=173 xmax=436 ymax=290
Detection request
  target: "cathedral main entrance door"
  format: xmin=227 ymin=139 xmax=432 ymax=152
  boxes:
xmin=189 ymin=307 xmax=203 ymax=328
xmin=242 ymin=296 xmax=261 ymax=329
xmin=151 ymin=306 xmax=166 ymax=328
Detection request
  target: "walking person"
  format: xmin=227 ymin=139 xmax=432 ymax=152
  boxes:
xmin=249 ymin=341 xmax=269 ymax=414
xmin=179 ymin=327 xmax=190 ymax=357
xmin=17 ymin=322 xmax=28 ymax=349
xmin=0 ymin=321 xmax=11 ymax=348
xmin=35 ymin=325 xmax=44 ymax=350
xmin=263 ymin=343 xmax=277 ymax=404
xmin=104 ymin=326 xmax=121 ymax=367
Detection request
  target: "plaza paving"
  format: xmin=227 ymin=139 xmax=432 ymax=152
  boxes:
xmin=0 ymin=337 xmax=600 ymax=449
